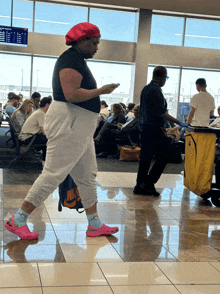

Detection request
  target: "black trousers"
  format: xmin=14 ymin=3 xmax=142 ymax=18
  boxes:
xmin=136 ymin=125 xmax=181 ymax=187
xmin=93 ymin=120 xmax=105 ymax=138
xmin=94 ymin=123 xmax=119 ymax=154
xmin=23 ymin=133 xmax=47 ymax=161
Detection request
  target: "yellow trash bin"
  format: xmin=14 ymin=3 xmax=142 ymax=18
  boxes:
xmin=184 ymin=130 xmax=216 ymax=196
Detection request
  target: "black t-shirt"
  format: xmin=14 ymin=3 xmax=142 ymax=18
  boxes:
xmin=111 ymin=113 xmax=126 ymax=125
xmin=52 ymin=47 xmax=100 ymax=113
xmin=138 ymin=80 xmax=167 ymax=131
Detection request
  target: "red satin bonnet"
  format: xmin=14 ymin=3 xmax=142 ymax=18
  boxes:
xmin=66 ymin=22 xmax=100 ymax=45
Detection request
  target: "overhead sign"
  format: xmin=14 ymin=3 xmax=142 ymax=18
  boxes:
xmin=0 ymin=25 xmax=28 ymax=46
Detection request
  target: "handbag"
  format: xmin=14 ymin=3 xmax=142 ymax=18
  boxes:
xmin=119 ymin=134 xmax=141 ymax=161
xmin=166 ymin=126 xmax=180 ymax=142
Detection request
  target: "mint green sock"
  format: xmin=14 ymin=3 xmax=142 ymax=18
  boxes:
xmin=86 ymin=213 xmax=103 ymax=228
xmin=14 ymin=208 xmax=30 ymax=227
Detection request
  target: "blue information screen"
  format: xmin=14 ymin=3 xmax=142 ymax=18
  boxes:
xmin=0 ymin=25 xmax=28 ymax=46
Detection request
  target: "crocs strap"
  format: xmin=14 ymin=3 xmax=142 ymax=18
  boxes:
xmin=11 ymin=215 xmax=16 ymax=229
xmin=88 ymin=225 xmax=99 ymax=231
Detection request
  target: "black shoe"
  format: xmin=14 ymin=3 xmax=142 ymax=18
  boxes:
xmin=96 ymin=152 xmax=109 ymax=158
xmin=147 ymin=188 xmax=160 ymax=197
xmin=142 ymin=182 xmax=160 ymax=197
xmin=133 ymin=186 xmax=160 ymax=197
xmin=133 ymin=186 xmax=147 ymax=195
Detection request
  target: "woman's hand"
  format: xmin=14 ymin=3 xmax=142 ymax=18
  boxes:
xmin=100 ymin=83 xmax=120 ymax=94
xmin=117 ymin=123 xmax=122 ymax=129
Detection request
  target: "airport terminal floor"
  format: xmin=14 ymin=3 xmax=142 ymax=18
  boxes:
xmin=1 ymin=166 xmax=220 ymax=294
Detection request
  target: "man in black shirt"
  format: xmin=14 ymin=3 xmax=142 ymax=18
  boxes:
xmin=5 ymin=22 xmax=120 ymax=239
xmin=134 ymin=66 xmax=188 ymax=196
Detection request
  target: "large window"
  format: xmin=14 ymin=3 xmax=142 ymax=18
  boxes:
xmin=35 ymin=2 xmax=88 ymax=35
xmin=0 ymin=0 xmax=11 ymax=26
xmin=151 ymin=13 xmax=220 ymax=50
xmin=184 ymin=18 xmax=220 ymax=50
xmin=147 ymin=66 xmax=181 ymax=118
xmin=89 ymin=8 xmax=139 ymax=42
xmin=147 ymin=65 xmax=220 ymax=120
xmin=0 ymin=53 xmax=135 ymax=105
xmin=13 ymin=0 xmax=33 ymax=32
xmin=0 ymin=53 xmax=31 ymax=104
xmin=32 ymin=56 xmax=57 ymax=97
xmin=180 ymin=68 xmax=220 ymax=116
xmin=150 ymin=15 xmax=184 ymax=46
xmin=180 ymin=68 xmax=220 ymax=103
xmin=88 ymin=61 xmax=135 ymax=105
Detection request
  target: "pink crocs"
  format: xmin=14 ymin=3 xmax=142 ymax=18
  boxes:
xmin=86 ymin=224 xmax=119 ymax=237
xmin=5 ymin=215 xmax=39 ymax=240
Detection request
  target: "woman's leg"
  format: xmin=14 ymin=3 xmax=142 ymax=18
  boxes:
xmin=70 ymin=139 xmax=98 ymax=211
xmin=94 ymin=122 xmax=117 ymax=141
xmin=33 ymin=133 xmax=47 ymax=161
xmin=70 ymin=138 xmax=119 ymax=236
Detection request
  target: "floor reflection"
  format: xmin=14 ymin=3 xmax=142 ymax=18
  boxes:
xmin=111 ymin=204 xmax=178 ymax=262
xmin=2 ymin=178 xmax=220 ymax=263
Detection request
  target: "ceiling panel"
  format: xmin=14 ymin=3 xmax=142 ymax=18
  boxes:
xmin=43 ymin=0 xmax=220 ymax=17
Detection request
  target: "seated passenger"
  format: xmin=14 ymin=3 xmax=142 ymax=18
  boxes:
xmin=187 ymin=78 xmax=215 ymax=126
xmin=10 ymin=99 xmax=33 ymax=133
xmin=113 ymin=104 xmax=140 ymax=143
xmin=31 ymin=92 xmax=41 ymax=111
xmin=210 ymin=106 xmax=220 ymax=128
xmin=3 ymin=92 xmax=15 ymax=110
xmin=100 ymin=100 xmax=109 ymax=118
xmin=105 ymin=104 xmax=114 ymax=122
xmin=94 ymin=101 xmax=110 ymax=138
xmin=105 ymin=113 xmax=114 ymax=122
xmin=5 ymin=93 xmax=20 ymax=116
xmin=95 ymin=104 xmax=140 ymax=157
xmin=17 ymin=93 xmax=24 ymax=108
xmin=119 ymin=102 xmax=126 ymax=114
xmin=19 ymin=97 xmax=52 ymax=161
xmin=110 ymin=103 xmax=126 ymax=124
xmin=95 ymin=103 xmax=126 ymax=142
xmin=126 ymin=102 xmax=135 ymax=118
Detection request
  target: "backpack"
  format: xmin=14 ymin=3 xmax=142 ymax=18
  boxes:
xmin=58 ymin=174 xmax=84 ymax=213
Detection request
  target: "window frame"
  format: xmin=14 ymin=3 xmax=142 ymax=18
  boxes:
xmin=150 ymin=14 xmax=186 ymax=46
xmin=152 ymin=11 xmax=220 ymax=49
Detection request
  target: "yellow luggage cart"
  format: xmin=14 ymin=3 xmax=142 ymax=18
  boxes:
xmin=184 ymin=126 xmax=220 ymax=207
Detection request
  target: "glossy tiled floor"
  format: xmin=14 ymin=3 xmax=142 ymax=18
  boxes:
xmin=1 ymin=169 xmax=220 ymax=293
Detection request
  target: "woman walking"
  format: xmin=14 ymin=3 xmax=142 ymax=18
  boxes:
xmin=5 ymin=22 xmax=120 ymax=239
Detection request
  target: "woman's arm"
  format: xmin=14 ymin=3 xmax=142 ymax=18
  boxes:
xmin=60 ymin=68 xmax=119 ymax=103
xmin=16 ymin=111 xmax=26 ymax=129
xmin=117 ymin=113 xmax=126 ymax=124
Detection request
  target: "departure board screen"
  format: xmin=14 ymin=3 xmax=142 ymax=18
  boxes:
xmin=0 ymin=25 xmax=28 ymax=46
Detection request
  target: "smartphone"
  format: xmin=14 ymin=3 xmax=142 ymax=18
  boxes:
xmin=111 ymin=83 xmax=120 ymax=88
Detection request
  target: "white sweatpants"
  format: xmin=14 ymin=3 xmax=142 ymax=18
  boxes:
xmin=25 ymin=101 xmax=99 ymax=209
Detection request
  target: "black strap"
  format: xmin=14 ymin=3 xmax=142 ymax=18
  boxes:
xmin=58 ymin=199 xmax=62 ymax=212
xmin=127 ymin=133 xmax=137 ymax=147
xmin=76 ymin=207 xmax=85 ymax=213
xmin=185 ymin=133 xmax=197 ymax=157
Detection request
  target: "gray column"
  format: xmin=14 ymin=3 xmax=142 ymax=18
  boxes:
xmin=133 ymin=9 xmax=152 ymax=104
